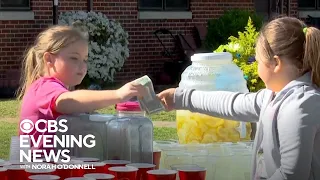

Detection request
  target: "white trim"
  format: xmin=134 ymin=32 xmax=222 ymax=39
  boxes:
xmin=138 ymin=11 xmax=192 ymax=20
xmin=298 ymin=10 xmax=320 ymax=18
xmin=0 ymin=11 xmax=34 ymax=20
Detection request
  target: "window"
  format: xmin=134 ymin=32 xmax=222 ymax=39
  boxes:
xmin=138 ymin=0 xmax=190 ymax=11
xmin=298 ymin=0 xmax=320 ymax=10
xmin=0 ymin=0 xmax=30 ymax=10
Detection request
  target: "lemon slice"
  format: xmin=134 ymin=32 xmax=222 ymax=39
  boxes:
xmin=224 ymin=120 xmax=240 ymax=128
xmin=204 ymin=118 xmax=224 ymax=128
xmin=217 ymin=126 xmax=229 ymax=140
xmin=201 ymin=133 xmax=219 ymax=143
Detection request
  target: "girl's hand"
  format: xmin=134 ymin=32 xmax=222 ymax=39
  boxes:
xmin=116 ymin=81 xmax=146 ymax=101
xmin=157 ymin=88 xmax=176 ymax=111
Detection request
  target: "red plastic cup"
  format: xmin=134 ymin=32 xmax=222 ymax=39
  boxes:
xmin=126 ymin=163 xmax=156 ymax=180
xmin=103 ymin=160 xmax=131 ymax=173
xmin=147 ymin=169 xmax=177 ymax=180
xmin=72 ymin=157 xmax=100 ymax=162
xmin=6 ymin=165 xmax=27 ymax=180
xmin=65 ymin=178 xmax=95 ymax=180
xmin=25 ymin=163 xmax=56 ymax=177
xmin=84 ymin=162 xmax=107 ymax=174
xmin=28 ymin=174 xmax=60 ymax=180
xmin=26 ymin=167 xmax=56 ymax=176
xmin=108 ymin=166 xmax=138 ymax=180
xmin=178 ymin=166 xmax=206 ymax=180
xmin=0 ymin=167 xmax=8 ymax=180
xmin=153 ymin=151 xmax=161 ymax=169
xmin=84 ymin=173 xmax=115 ymax=180
xmin=55 ymin=160 xmax=84 ymax=179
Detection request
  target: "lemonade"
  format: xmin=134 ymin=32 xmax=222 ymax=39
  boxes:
xmin=176 ymin=52 xmax=254 ymax=144
xmin=176 ymin=110 xmax=252 ymax=144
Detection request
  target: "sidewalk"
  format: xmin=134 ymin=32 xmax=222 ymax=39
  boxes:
xmin=153 ymin=121 xmax=176 ymax=128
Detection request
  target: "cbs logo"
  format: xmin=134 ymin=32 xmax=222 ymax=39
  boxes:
xmin=20 ymin=119 xmax=68 ymax=134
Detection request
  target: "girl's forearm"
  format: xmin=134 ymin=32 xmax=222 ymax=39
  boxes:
xmin=55 ymin=90 xmax=121 ymax=114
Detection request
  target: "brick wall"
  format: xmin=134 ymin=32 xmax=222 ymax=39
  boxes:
xmin=0 ymin=0 xmax=298 ymax=91
xmin=290 ymin=0 xmax=298 ymax=17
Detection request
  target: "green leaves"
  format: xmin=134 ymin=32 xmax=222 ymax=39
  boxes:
xmin=214 ymin=17 xmax=265 ymax=92
xmin=205 ymin=9 xmax=263 ymax=51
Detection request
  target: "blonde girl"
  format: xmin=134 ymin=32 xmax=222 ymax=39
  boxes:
xmin=18 ymin=25 xmax=145 ymax=151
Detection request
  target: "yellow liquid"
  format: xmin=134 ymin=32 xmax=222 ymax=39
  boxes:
xmin=176 ymin=110 xmax=252 ymax=144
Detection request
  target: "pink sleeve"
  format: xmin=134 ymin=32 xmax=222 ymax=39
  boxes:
xmin=35 ymin=78 xmax=69 ymax=118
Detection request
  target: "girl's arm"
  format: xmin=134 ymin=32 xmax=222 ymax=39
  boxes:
xmin=55 ymin=90 xmax=121 ymax=114
xmin=55 ymin=82 xmax=145 ymax=114
xmin=174 ymin=88 xmax=272 ymax=122
xmin=268 ymin=93 xmax=320 ymax=180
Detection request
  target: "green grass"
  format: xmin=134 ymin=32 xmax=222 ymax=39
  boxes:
xmin=0 ymin=99 xmax=178 ymax=160
xmin=0 ymin=122 xmax=17 ymax=160
xmin=0 ymin=99 xmax=21 ymax=117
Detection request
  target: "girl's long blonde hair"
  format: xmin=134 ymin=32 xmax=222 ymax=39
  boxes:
xmin=257 ymin=16 xmax=320 ymax=87
xmin=16 ymin=25 xmax=88 ymax=100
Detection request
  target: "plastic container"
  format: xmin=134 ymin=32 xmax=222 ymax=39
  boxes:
xmin=116 ymin=101 xmax=146 ymax=117
xmin=55 ymin=114 xmax=117 ymax=161
xmin=106 ymin=101 xmax=153 ymax=163
xmin=176 ymin=52 xmax=252 ymax=144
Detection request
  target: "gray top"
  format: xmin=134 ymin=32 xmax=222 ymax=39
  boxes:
xmin=174 ymin=72 xmax=320 ymax=180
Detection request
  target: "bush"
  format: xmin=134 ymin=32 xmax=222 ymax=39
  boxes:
xmin=58 ymin=11 xmax=129 ymax=89
xmin=214 ymin=17 xmax=265 ymax=92
xmin=205 ymin=9 xmax=264 ymax=51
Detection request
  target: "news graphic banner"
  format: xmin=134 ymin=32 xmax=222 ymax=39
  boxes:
xmin=18 ymin=118 xmax=96 ymax=168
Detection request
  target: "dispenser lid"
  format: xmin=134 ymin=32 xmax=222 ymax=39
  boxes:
xmin=191 ymin=52 xmax=232 ymax=62
xmin=115 ymin=101 xmax=141 ymax=111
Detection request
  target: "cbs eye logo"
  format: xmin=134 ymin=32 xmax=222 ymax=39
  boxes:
xmin=20 ymin=119 xmax=34 ymax=134
xmin=20 ymin=119 xmax=68 ymax=134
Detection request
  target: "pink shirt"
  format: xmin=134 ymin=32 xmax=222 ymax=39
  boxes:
xmin=19 ymin=76 xmax=69 ymax=151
